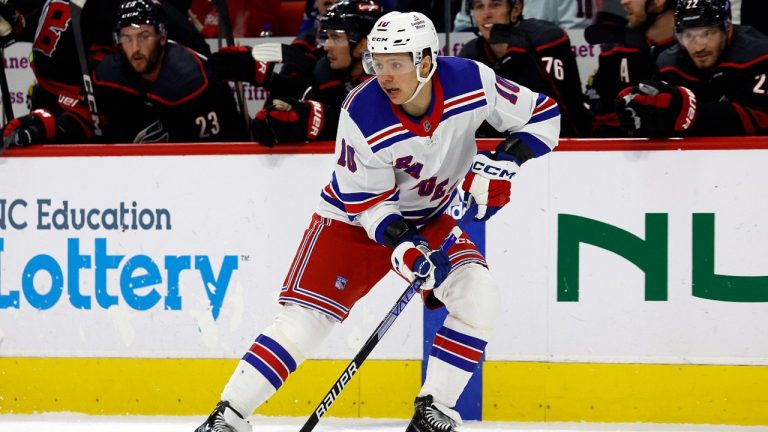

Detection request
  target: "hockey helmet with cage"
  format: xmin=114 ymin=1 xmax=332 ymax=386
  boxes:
xmin=113 ymin=0 xmax=167 ymax=45
xmin=318 ymin=0 xmax=384 ymax=47
xmin=675 ymin=0 xmax=731 ymax=33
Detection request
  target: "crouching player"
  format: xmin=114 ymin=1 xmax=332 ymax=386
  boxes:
xmin=195 ymin=10 xmax=560 ymax=432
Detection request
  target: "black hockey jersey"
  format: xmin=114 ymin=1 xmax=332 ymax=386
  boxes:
xmin=93 ymin=41 xmax=248 ymax=143
xmin=585 ymin=22 xmax=675 ymax=137
xmin=657 ymin=25 xmax=768 ymax=136
xmin=458 ymin=18 xmax=592 ymax=137
xmin=27 ymin=0 xmax=210 ymax=143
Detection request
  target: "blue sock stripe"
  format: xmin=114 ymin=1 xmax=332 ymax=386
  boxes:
xmin=256 ymin=334 xmax=297 ymax=372
xmin=437 ymin=326 xmax=488 ymax=351
xmin=430 ymin=346 xmax=479 ymax=373
xmin=242 ymin=351 xmax=283 ymax=389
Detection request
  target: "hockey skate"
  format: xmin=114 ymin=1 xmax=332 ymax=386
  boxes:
xmin=194 ymin=400 xmax=252 ymax=432
xmin=405 ymin=395 xmax=461 ymax=432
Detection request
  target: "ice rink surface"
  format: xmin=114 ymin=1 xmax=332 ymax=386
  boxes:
xmin=1 ymin=415 xmax=767 ymax=432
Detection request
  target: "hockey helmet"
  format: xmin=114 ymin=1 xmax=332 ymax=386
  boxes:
xmin=364 ymin=11 xmax=439 ymax=103
xmin=675 ymin=0 xmax=731 ymax=33
xmin=113 ymin=0 xmax=167 ymax=44
xmin=318 ymin=0 xmax=384 ymax=46
xmin=365 ymin=11 xmax=439 ymax=70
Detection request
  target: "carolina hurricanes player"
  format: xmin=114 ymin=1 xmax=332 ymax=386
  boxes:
xmin=195 ymin=11 xmax=560 ymax=432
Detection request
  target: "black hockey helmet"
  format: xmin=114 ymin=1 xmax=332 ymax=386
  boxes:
xmin=675 ymin=0 xmax=731 ymax=33
xmin=113 ymin=0 xmax=167 ymax=44
xmin=318 ymin=0 xmax=384 ymax=46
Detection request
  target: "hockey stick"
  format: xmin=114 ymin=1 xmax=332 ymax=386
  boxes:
xmin=69 ymin=0 xmax=102 ymax=137
xmin=299 ymin=200 xmax=478 ymax=432
xmin=0 ymin=47 xmax=13 ymax=123
xmin=210 ymin=0 xmax=251 ymax=139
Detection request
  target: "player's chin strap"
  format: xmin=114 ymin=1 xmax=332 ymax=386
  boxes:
xmin=402 ymin=61 xmax=437 ymax=105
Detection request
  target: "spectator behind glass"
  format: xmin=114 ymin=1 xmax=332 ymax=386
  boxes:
xmin=250 ymin=0 xmax=384 ymax=146
xmin=616 ymin=0 xmax=768 ymax=137
xmin=524 ymin=0 xmax=598 ymax=29
xmin=90 ymin=0 xmax=248 ymax=143
xmin=584 ymin=0 xmax=675 ymax=137
xmin=188 ymin=0 xmax=280 ymax=37
xmin=1 ymin=0 xmax=209 ymax=148
xmin=459 ymin=0 xmax=593 ymax=137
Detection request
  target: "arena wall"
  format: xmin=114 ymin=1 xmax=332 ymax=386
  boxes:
xmin=1 ymin=138 xmax=766 ymax=425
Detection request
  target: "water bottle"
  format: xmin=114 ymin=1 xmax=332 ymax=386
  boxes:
xmin=259 ymin=23 xmax=273 ymax=37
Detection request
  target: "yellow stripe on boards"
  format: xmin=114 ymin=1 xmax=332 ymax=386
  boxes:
xmin=3 ymin=358 xmax=768 ymax=425
xmin=483 ymin=361 xmax=768 ymax=426
xmin=0 ymin=358 xmax=421 ymax=418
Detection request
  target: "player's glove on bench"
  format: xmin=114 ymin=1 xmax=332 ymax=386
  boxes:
xmin=462 ymin=140 xmax=521 ymax=221
xmin=251 ymin=98 xmax=325 ymax=146
xmin=2 ymin=109 xmax=56 ymax=147
xmin=210 ymin=45 xmax=275 ymax=86
xmin=615 ymin=80 xmax=698 ymax=136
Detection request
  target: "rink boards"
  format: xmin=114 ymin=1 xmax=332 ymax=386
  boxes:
xmin=1 ymin=138 xmax=767 ymax=424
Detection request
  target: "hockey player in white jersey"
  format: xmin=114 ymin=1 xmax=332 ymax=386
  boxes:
xmin=195 ymin=10 xmax=560 ymax=432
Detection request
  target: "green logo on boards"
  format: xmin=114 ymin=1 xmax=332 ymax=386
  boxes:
xmin=557 ymin=213 xmax=768 ymax=302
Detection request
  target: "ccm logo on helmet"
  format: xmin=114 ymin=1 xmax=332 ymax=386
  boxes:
xmin=371 ymin=37 xmax=388 ymax=41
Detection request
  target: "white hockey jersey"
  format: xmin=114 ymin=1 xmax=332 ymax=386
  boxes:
xmin=317 ymin=56 xmax=561 ymax=244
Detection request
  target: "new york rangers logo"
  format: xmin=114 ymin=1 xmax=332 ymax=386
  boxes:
xmin=335 ymin=276 xmax=348 ymax=291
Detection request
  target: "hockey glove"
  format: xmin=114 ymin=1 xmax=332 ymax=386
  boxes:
xmin=615 ymin=81 xmax=698 ymax=136
xmin=391 ymin=234 xmax=451 ymax=291
xmin=0 ymin=0 xmax=25 ymax=47
xmin=211 ymin=45 xmax=275 ymax=86
xmin=2 ymin=109 xmax=56 ymax=147
xmin=251 ymin=98 xmax=325 ymax=146
xmin=461 ymin=147 xmax=520 ymax=222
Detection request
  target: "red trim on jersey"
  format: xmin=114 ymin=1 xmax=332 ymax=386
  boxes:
xmin=248 ymin=343 xmax=290 ymax=381
xmin=533 ymin=95 xmax=557 ymax=114
xmin=291 ymin=39 xmax=314 ymax=49
xmin=600 ymin=46 xmax=641 ymax=57
xmin=659 ymin=66 xmax=701 ymax=82
xmin=146 ymin=47 xmax=209 ymax=106
xmin=731 ymin=102 xmax=756 ymax=135
xmin=535 ymin=34 xmax=569 ymax=52
xmin=503 ymin=46 xmax=527 ymax=54
xmin=343 ymin=187 xmax=397 ymax=215
xmin=92 ymin=78 xmax=142 ymax=96
xmin=746 ymin=106 xmax=768 ymax=130
xmin=718 ymin=53 xmax=768 ymax=69
xmin=390 ymin=71 xmax=445 ymax=137
xmin=367 ymin=125 xmax=408 ymax=145
xmin=319 ymin=80 xmax=343 ymax=90
xmin=445 ymin=90 xmax=485 ymax=109
xmin=434 ymin=333 xmax=484 ymax=362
